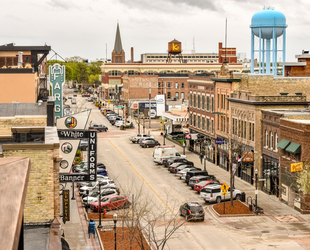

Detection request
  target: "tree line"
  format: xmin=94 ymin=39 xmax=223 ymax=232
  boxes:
xmin=47 ymin=56 xmax=102 ymax=86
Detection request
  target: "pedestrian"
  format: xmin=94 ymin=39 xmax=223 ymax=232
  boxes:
xmin=88 ymin=219 xmax=96 ymax=238
xmin=199 ymin=153 xmax=203 ymax=164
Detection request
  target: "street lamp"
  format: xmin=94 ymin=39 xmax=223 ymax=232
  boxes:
xmin=204 ymin=155 xmax=207 ymax=171
xmin=113 ymin=213 xmax=118 ymax=250
xmin=98 ymin=180 xmax=103 ymax=228
xmin=255 ymin=168 xmax=258 ymax=214
xmin=163 ymin=123 xmax=166 ymax=146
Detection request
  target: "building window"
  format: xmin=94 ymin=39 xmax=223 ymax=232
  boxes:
xmin=198 ymin=116 xmax=201 ymax=129
xmin=190 ymin=114 xmax=192 ymax=125
xmin=227 ymin=117 xmax=229 ymax=134
xmin=202 ymin=118 xmax=205 ymax=130
xmin=194 ymin=115 xmax=196 ymax=127
xmin=211 ymin=97 xmax=214 ymax=112
xmin=175 ymin=82 xmax=179 ymax=89
xmin=181 ymin=82 xmax=185 ymax=89
xmin=158 ymin=82 xmax=161 ymax=88
xmin=227 ymin=96 xmax=229 ymax=110
xmin=275 ymin=132 xmax=278 ymax=151
xmin=218 ymin=94 xmax=220 ymax=108
xmin=206 ymin=96 xmax=210 ymax=111
xmin=265 ymin=130 xmax=268 ymax=147
xmin=202 ymin=96 xmax=205 ymax=109
xmin=181 ymin=92 xmax=185 ymax=100
xmin=190 ymin=94 xmax=192 ymax=106
xmin=167 ymin=82 xmax=171 ymax=88
xmin=244 ymin=121 xmax=247 ymax=139
xmin=167 ymin=92 xmax=171 ymax=99
xmin=270 ymin=132 xmax=273 ymax=149
xmin=211 ymin=120 xmax=214 ymax=134
xmin=109 ymin=70 xmax=121 ymax=76
xmin=198 ymin=95 xmax=201 ymax=109
xmin=207 ymin=118 xmax=210 ymax=131
xmin=175 ymin=92 xmax=179 ymax=99
xmin=220 ymin=116 xmax=224 ymax=131
xmin=194 ymin=94 xmax=196 ymax=107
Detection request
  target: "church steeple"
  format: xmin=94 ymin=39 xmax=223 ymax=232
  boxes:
xmin=112 ymin=22 xmax=125 ymax=63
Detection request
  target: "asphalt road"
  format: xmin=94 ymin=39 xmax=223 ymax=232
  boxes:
xmin=64 ymin=89 xmax=310 ymax=250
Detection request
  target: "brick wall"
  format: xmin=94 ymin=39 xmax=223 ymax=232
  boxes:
xmin=3 ymin=148 xmax=59 ymax=223
xmin=0 ymin=117 xmax=46 ymax=135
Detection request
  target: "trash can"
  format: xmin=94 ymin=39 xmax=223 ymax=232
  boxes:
xmin=249 ymin=204 xmax=253 ymax=211
xmin=241 ymin=192 xmax=246 ymax=202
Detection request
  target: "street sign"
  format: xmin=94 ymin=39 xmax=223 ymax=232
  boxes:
xmin=222 ymin=191 xmax=227 ymax=196
xmin=258 ymin=179 xmax=266 ymax=181
xmin=215 ymin=139 xmax=225 ymax=144
xmin=115 ymin=105 xmax=123 ymax=108
xmin=108 ymin=100 xmax=110 ymax=104
xmin=100 ymin=228 xmax=113 ymax=232
xmin=221 ymin=183 xmax=229 ymax=192
xmin=148 ymin=109 xmax=156 ymax=118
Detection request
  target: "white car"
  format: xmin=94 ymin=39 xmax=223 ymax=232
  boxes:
xmin=82 ymin=188 xmax=118 ymax=207
xmin=199 ymin=184 xmax=242 ymax=203
xmin=79 ymin=180 xmax=115 ymax=195
xmin=129 ymin=134 xmax=154 ymax=143
xmin=115 ymin=120 xmax=131 ymax=127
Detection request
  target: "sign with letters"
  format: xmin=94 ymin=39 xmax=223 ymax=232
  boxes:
xmin=63 ymin=190 xmax=70 ymax=222
xmin=49 ymin=63 xmax=65 ymax=121
xmin=291 ymin=162 xmax=303 ymax=172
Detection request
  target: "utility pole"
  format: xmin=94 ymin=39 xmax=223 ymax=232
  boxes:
xmin=149 ymin=82 xmax=151 ymax=128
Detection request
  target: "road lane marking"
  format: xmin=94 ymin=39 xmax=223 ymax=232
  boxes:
xmin=108 ymin=139 xmax=175 ymax=215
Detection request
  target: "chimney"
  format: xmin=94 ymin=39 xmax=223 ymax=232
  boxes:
xmin=131 ymin=47 xmax=134 ymax=63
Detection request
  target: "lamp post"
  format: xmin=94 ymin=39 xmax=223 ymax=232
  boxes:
xmin=255 ymin=168 xmax=258 ymax=213
xmin=98 ymin=181 xmax=103 ymax=228
xmin=204 ymin=155 xmax=206 ymax=171
xmin=113 ymin=213 xmax=118 ymax=250
xmin=183 ymin=133 xmax=186 ymax=155
xmin=163 ymin=123 xmax=166 ymax=146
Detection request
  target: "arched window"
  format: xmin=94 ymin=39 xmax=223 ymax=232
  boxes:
xmin=275 ymin=133 xmax=278 ymax=151
xmin=270 ymin=132 xmax=273 ymax=149
xmin=265 ymin=130 xmax=268 ymax=147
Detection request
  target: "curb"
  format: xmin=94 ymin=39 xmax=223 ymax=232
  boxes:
xmin=209 ymin=203 xmax=257 ymax=218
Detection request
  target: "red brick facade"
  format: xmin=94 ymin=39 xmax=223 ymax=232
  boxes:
xmin=218 ymin=42 xmax=237 ymax=63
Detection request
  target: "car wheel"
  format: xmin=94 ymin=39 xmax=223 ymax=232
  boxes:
xmin=124 ymin=202 xmax=130 ymax=208
xmin=216 ymin=196 xmax=221 ymax=203
xmin=235 ymin=194 xmax=241 ymax=200
xmin=201 ymin=217 xmax=205 ymax=222
xmin=191 ymin=186 xmax=194 ymax=189
xmin=185 ymin=215 xmax=190 ymax=222
xmin=179 ymin=210 xmax=183 ymax=216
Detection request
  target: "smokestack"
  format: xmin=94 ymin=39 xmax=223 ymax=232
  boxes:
xmin=131 ymin=47 xmax=134 ymax=63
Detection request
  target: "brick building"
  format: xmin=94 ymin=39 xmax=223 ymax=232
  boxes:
xmin=218 ymin=42 xmax=237 ymax=63
xmin=281 ymin=50 xmax=310 ymax=77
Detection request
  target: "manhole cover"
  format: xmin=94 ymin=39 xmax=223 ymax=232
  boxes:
xmin=261 ymin=230 xmax=270 ymax=233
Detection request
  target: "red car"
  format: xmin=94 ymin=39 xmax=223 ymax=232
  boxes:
xmin=90 ymin=195 xmax=130 ymax=212
xmin=82 ymin=94 xmax=90 ymax=97
xmin=194 ymin=180 xmax=220 ymax=193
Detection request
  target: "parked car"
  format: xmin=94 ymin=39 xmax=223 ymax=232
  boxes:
xmin=82 ymin=188 xmax=119 ymax=207
xmin=168 ymin=162 xmax=186 ymax=173
xmin=153 ymin=146 xmax=186 ymax=165
xmin=137 ymin=137 xmax=157 ymax=144
xmin=79 ymin=180 xmax=115 ymax=196
xmin=82 ymin=94 xmax=90 ymax=97
xmin=174 ymin=164 xmax=196 ymax=173
xmin=200 ymin=184 xmax=242 ymax=203
xmin=86 ymin=97 xmax=93 ymax=102
xmin=71 ymin=98 xmax=76 ymax=104
xmin=130 ymin=134 xmax=154 ymax=143
xmin=179 ymin=202 xmax=205 ymax=221
xmin=115 ymin=120 xmax=131 ymax=127
xmin=68 ymin=96 xmax=72 ymax=99
xmin=110 ymin=117 xmax=123 ymax=125
xmin=90 ymin=195 xmax=131 ymax=212
xmin=185 ymin=170 xmax=209 ymax=185
xmin=175 ymin=167 xmax=199 ymax=179
xmin=89 ymin=124 xmax=108 ymax=132
xmin=164 ymin=157 xmax=194 ymax=168
xmin=188 ymin=175 xmax=218 ymax=189
xmin=140 ymin=139 xmax=160 ymax=148
xmin=78 ymin=140 xmax=88 ymax=151
xmin=194 ymin=180 xmax=220 ymax=193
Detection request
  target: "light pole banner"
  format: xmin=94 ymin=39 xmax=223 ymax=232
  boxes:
xmin=49 ymin=63 xmax=65 ymax=120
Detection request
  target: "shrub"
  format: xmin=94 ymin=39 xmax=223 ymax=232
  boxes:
xmin=76 ymin=149 xmax=81 ymax=157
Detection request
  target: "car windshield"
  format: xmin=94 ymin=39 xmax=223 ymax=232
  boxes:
xmin=198 ymin=181 xmax=210 ymax=186
xmin=87 ymin=182 xmax=96 ymax=187
xmin=90 ymin=192 xmax=99 ymax=197
xmin=189 ymin=204 xmax=203 ymax=212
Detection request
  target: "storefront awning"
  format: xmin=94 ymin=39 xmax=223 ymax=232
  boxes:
xmin=285 ymin=142 xmax=301 ymax=154
xmin=277 ymin=139 xmax=290 ymax=149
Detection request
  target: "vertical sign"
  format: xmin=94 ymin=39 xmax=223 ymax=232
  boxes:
xmin=49 ymin=63 xmax=65 ymax=121
xmin=63 ymin=190 xmax=70 ymax=222
xmin=88 ymin=130 xmax=97 ymax=181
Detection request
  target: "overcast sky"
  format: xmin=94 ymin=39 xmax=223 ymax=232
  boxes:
xmin=1 ymin=0 xmax=309 ymax=62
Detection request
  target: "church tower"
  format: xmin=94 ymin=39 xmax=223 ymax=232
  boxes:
xmin=112 ymin=22 xmax=125 ymax=63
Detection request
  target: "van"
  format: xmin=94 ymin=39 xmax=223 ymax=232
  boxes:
xmin=185 ymin=170 xmax=209 ymax=185
xmin=153 ymin=146 xmax=186 ymax=164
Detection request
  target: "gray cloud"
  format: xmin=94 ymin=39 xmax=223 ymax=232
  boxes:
xmin=117 ymin=0 xmax=219 ymax=12
xmin=47 ymin=0 xmax=78 ymax=10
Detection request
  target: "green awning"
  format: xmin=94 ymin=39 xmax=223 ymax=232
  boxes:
xmin=277 ymin=139 xmax=290 ymax=149
xmin=285 ymin=142 xmax=301 ymax=154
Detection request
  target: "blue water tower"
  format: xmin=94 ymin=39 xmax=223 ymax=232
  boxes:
xmin=250 ymin=7 xmax=287 ymax=75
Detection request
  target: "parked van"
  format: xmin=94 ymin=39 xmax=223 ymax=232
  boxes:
xmin=153 ymin=146 xmax=186 ymax=164
xmin=185 ymin=170 xmax=209 ymax=185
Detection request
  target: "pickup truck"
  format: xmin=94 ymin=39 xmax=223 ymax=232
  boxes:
xmin=129 ymin=134 xmax=154 ymax=143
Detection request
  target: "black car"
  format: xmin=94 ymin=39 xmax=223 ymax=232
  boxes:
xmin=179 ymin=202 xmax=205 ymax=221
xmin=164 ymin=158 xmax=194 ymax=168
xmin=89 ymin=124 xmax=108 ymax=132
xmin=140 ymin=139 xmax=160 ymax=148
